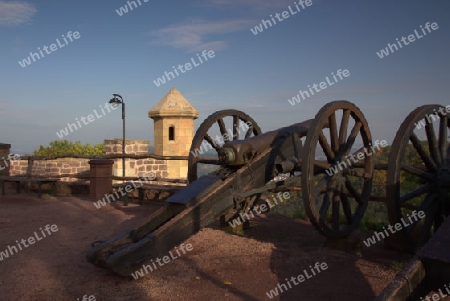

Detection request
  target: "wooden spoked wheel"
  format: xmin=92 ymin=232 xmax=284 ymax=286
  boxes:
xmin=187 ymin=110 xmax=262 ymax=184
xmin=302 ymin=101 xmax=373 ymax=239
xmin=387 ymin=104 xmax=450 ymax=252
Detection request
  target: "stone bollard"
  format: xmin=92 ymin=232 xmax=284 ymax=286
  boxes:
xmin=89 ymin=159 xmax=114 ymax=203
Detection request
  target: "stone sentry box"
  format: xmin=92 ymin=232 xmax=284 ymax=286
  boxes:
xmin=0 ymin=143 xmax=11 ymax=176
xmin=148 ymin=87 xmax=198 ymax=179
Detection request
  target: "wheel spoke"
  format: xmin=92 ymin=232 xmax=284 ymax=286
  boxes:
xmin=245 ymin=126 xmax=253 ymax=139
xmin=399 ymin=183 xmax=433 ymax=204
xmin=197 ymin=157 xmax=221 ymax=165
xmin=314 ymin=160 xmax=331 ymax=170
xmin=292 ymin=133 xmax=301 ymax=161
xmin=329 ymin=112 xmax=339 ymax=153
xmin=204 ymin=134 xmax=221 ymax=152
xmin=340 ymin=193 xmax=353 ymax=224
xmin=418 ymin=194 xmax=439 ymax=245
xmin=217 ymin=118 xmax=228 ymax=140
xmin=439 ymin=115 xmax=448 ymax=160
xmin=343 ymin=121 xmax=363 ymax=157
xmin=401 ymin=164 xmax=435 ymax=182
xmin=332 ymin=192 xmax=340 ymax=230
xmin=319 ymin=194 xmax=331 ymax=219
xmin=319 ymin=132 xmax=335 ymax=161
xmin=410 ymin=133 xmax=437 ymax=172
xmin=345 ymin=177 xmax=362 ymax=204
xmin=233 ymin=115 xmax=239 ymax=140
xmin=416 ymin=192 xmax=436 ymax=215
xmin=339 ymin=109 xmax=350 ymax=145
xmin=425 ymin=119 xmax=441 ymax=164
xmin=349 ymin=147 xmax=366 ymax=163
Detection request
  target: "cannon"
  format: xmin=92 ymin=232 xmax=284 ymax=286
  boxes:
xmin=87 ymin=101 xmax=450 ymax=276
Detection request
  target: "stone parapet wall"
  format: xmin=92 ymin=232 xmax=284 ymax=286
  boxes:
xmin=7 ymin=157 xmax=172 ymax=182
xmin=104 ymin=139 xmax=169 ymax=178
xmin=104 ymin=139 xmax=149 ymax=155
xmin=4 ymin=136 xmax=183 ymax=182
xmin=9 ymin=158 xmax=90 ymax=181
xmin=133 ymin=158 xmax=168 ymax=179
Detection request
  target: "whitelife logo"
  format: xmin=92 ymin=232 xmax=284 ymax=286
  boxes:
xmin=266 ymin=262 xmax=328 ymax=299
xmin=189 ymin=121 xmax=253 ymax=158
xmin=0 ymin=154 xmax=20 ymax=171
xmin=414 ymin=105 xmax=450 ymax=130
xmin=18 ymin=31 xmax=81 ymax=68
xmin=115 ymin=0 xmax=149 ymax=16
xmin=93 ymin=172 xmax=156 ymax=209
xmin=419 ymin=282 xmax=450 ymax=301
xmin=0 ymin=224 xmax=58 ymax=261
xmin=325 ymin=140 xmax=388 ymax=176
xmin=376 ymin=22 xmax=439 ymax=59
xmin=250 ymin=0 xmax=313 ymax=35
xmin=228 ymin=192 xmax=291 ymax=228
xmin=153 ymin=50 xmax=215 ymax=87
xmin=363 ymin=210 xmax=425 ymax=247
xmin=287 ymin=69 xmax=350 ymax=106
xmin=131 ymin=243 xmax=193 ymax=280
xmin=55 ymin=103 xmax=118 ymax=139
xmin=77 ymin=295 xmax=95 ymax=301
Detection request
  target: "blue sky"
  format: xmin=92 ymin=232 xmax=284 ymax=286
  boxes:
xmin=0 ymin=0 xmax=449 ymax=154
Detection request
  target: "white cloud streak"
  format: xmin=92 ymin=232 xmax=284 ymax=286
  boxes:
xmin=150 ymin=19 xmax=254 ymax=52
xmin=0 ymin=0 xmax=36 ymax=26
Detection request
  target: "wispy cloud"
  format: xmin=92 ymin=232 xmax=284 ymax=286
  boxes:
xmin=0 ymin=0 xmax=36 ymax=26
xmin=150 ymin=19 xmax=253 ymax=52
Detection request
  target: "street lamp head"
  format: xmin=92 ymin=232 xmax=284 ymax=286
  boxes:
xmin=109 ymin=97 xmax=120 ymax=104
xmin=109 ymin=94 xmax=123 ymax=104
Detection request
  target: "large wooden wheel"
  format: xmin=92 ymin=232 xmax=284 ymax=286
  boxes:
xmin=302 ymin=101 xmax=373 ymax=239
xmin=187 ymin=110 xmax=262 ymax=183
xmin=387 ymin=104 xmax=450 ymax=252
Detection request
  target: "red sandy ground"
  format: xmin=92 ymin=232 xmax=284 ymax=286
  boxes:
xmin=0 ymin=193 xmax=411 ymax=301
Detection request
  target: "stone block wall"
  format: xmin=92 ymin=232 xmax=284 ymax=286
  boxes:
xmin=104 ymin=139 xmax=169 ymax=179
xmin=9 ymin=158 xmax=90 ymax=181
xmin=133 ymin=159 xmax=169 ymax=179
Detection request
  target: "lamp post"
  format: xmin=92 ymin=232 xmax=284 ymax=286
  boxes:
xmin=109 ymin=94 xmax=125 ymax=182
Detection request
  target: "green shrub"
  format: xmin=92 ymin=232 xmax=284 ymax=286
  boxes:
xmin=33 ymin=140 xmax=105 ymax=156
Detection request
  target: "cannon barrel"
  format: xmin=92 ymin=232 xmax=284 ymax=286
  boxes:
xmin=219 ymin=120 xmax=313 ymax=166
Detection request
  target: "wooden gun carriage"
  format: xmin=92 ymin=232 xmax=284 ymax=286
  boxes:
xmin=87 ymin=101 xmax=450 ymax=277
